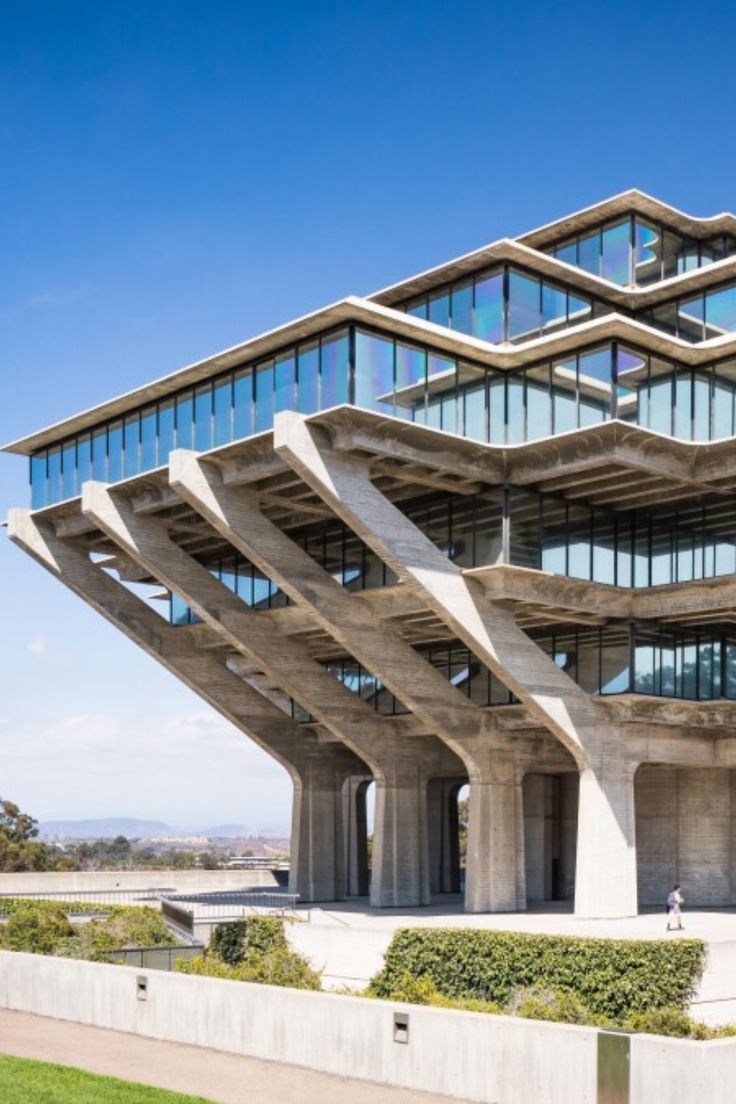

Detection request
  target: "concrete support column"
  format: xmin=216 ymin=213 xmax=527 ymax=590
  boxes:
xmin=371 ymin=762 xmax=430 ymax=908
xmin=291 ymin=757 xmax=351 ymax=903
xmin=428 ymin=779 xmax=462 ymax=894
xmin=575 ymin=749 xmax=639 ymax=919
xmin=523 ymin=774 xmax=546 ymax=904
xmin=465 ymin=753 xmax=526 ymax=914
xmin=343 ymin=776 xmax=370 ymax=897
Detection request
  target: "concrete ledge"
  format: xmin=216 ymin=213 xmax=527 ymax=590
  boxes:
xmin=0 ymin=870 xmax=280 ymax=895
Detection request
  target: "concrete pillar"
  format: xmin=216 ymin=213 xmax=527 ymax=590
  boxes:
xmin=291 ymin=757 xmax=351 ymax=903
xmin=372 ymin=762 xmax=430 ymax=908
xmin=465 ymin=754 xmax=526 ymax=914
xmin=428 ymin=779 xmax=462 ymax=894
xmin=575 ymin=751 xmax=639 ymax=919
xmin=343 ymin=776 xmax=370 ymax=897
xmin=559 ymin=772 xmax=579 ymax=901
xmin=523 ymin=774 xmax=546 ymax=904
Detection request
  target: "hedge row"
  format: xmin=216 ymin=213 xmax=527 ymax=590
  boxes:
xmin=369 ymin=928 xmax=706 ymax=1021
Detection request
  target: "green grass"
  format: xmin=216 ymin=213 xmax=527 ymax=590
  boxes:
xmin=0 ymin=1055 xmax=217 ymax=1103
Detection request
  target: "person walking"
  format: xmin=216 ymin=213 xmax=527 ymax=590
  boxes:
xmin=666 ymin=884 xmax=684 ymax=931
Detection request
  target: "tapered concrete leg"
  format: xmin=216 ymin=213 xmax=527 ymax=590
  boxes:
xmin=371 ymin=767 xmax=430 ymax=908
xmin=290 ymin=759 xmax=350 ymax=903
xmin=465 ymin=757 xmax=525 ymax=913
xmin=344 ymin=776 xmax=370 ymax=896
xmin=575 ymin=755 xmax=638 ymax=919
xmin=428 ymin=779 xmax=462 ymax=893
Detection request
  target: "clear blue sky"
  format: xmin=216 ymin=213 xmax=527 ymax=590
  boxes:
xmin=2 ymin=0 xmax=736 ymax=828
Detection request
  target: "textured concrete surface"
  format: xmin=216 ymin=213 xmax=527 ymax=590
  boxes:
xmin=0 ymin=1009 xmax=468 ymax=1104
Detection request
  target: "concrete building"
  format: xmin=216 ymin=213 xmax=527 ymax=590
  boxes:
xmin=8 ymin=190 xmax=736 ymax=919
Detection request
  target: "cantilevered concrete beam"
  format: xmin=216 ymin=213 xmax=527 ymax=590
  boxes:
xmin=80 ymin=482 xmax=465 ymax=908
xmin=167 ymin=449 xmax=581 ymax=913
xmin=7 ymin=508 xmax=365 ymax=904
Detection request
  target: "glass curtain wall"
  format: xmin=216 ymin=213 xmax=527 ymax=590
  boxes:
xmin=645 ymin=282 xmax=736 ymax=342
xmin=400 ymin=265 xmax=600 ymax=344
xmin=548 ymin=216 xmax=736 ymax=287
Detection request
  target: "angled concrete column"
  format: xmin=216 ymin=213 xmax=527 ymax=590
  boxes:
xmin=272 ymin=412 xmax=596 ymax=765
xmin=343 ymin=777 xmax=371 ymax=897
xmin=428 ymin=779 xmax=462 ymax=894
xmin=168 ymin=448 xmax=524 ymax=912
xmin=7 ymin=508 xmax=362 ymax=904
xmin=575 ymin=751 xmax=639 ymax=919
xmin=81 ymin=482 xmax=440 ymax=908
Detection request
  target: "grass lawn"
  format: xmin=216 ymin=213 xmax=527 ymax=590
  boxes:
xmin=0 ymin=1055 xmax=216 ymax=1103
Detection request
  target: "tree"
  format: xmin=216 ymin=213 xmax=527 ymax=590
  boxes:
xmin=0 ymin=797 xmax=67 ymax=873
xmin=0 ymin=800 xmax=39 ymax=844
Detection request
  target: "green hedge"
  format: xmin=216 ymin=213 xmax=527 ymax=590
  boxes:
xmin=369 ymin=928 xmax=706 ymax=1021
xmin=0 ymin=898 xmax=110 ymax=917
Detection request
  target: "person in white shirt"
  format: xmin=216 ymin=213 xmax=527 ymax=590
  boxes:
xmin=666 ymin=884 xmax=684 ymax=931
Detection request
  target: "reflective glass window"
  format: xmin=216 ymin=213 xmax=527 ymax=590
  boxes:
xmin=507 ymin=271 xmax=540 ymax=341
xmin=30 ymin=453 xmax=47 ymax=509
xmin=473 ymin=271 xmax=504 ymax=342
xmin=141 ymin=407 xmax=157 ymax=469
xmin=674 ymin=372 xmax=692 ymax=440
xmin=107 ymin=421 xmax=123 ymax=482
xmin=451 ymin=280 xmax=473 ymax=334
xmin=693 ymin=372 xmax=712 ymax=440
xmin=354 ymin=330 xmax=394 ymax=414
xmin=92 ymin=428 xmax=107 ymax=481
xmin=254 ymin=360 xmax=275 ymax=432
xmin=552 ymin=356 xmax=577 ymax=433
xmin=526 ymin=365 xmax=552 ymax=440
xmin=158 ymin=400 xmax=175 ymax=464
xmin=541 ymin=283 xmax=567 ymax=331
xmin=170 ymin=593 xmax=192 ymax=626
xmin=123 ymin=414 xmax=140 ymax=477
xmin=213 ymin=378 xmax=233 ymax=446
xmin=601 ymin=220 xmax=631 ymax=285
xmin=458 ymin=364 xmax=486 ymax=441
xmin=62 ymin=440 xmax=77 ymax=499
xmin=233 ymin=368 xmax=253 ymax=439
xmin=320 ymin=330 xmax=349 ymax=408
xmin=506 ymin=375 xmax=524 ymax=443
xmin=577 ymin=231 xmax=600 ymax=275
xmin=706 ymin=286 xmax=736 ymax=338
xmin=428 ymin=290 xmax=450 ymax=328
xmin=488 ymin=375 xmax=505 ymax=442
xmin=406 ymin=297 xmax=428 ymax=320
xmin=297 ymin=341 xmax=320 ymax=414
xmin=634 ymin=219 xmax=663 ymax=284
xmin=77 ymin=434 xmax=92 ymax=488
xmin=274 ymin=351 xmax=295 ymax=413
xmin=554 ymin=240 xmax=577 ymax=266
xmin=395 ymin=342 xmax=426 ymax=421
xmin=175 ymin=393 xmax=194 ymax=450
xmin=194 ymin=384 xmax=213 ymax=452
xmin=713 ymin=361 xmax=736 ymax=438
xmin=568 ymin=293 xmax=592 ymax=325
xmin=678 ymin=295 xmax=705 ymax=342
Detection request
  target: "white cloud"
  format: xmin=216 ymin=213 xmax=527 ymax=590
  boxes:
xmin=26 ymin=633 xmax=71 ymax=668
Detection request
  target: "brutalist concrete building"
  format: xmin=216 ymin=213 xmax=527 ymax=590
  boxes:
xmin=8 ymin=190 xmax=736 ymax=919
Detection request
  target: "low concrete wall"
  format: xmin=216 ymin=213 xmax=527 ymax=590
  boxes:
xmin=1 ymin=951 xmax=736 ymax=1103
xmin=0 ymin=869 xmax=279 ymax=895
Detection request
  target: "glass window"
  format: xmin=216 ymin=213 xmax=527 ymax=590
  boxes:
xmin=213 ymin=378 xmax=233 ymax=446
xmin=233 ymin=368 xmax=253 ymax=439
xmin=107 ymin=421 xmax=123 ymax=482
xmin=554 ymin=240 xmax=577 ymax=266
xmin=320 ymin=330 xmax=349 ymax=408
xmin=274 ymin=351 xmax=296 ymax=413
xmin=194 ymin=384 xmax=213 ymax=452
xmin=175 ymin=393 xmax=194 ymax=450
xmin=677 ymin=295 xmax=705 ymax=342
xmin=354 ymin=330 xmax=394 ymax=414
xmin=457 ymin=364 xmax=486 ymax=441
xmin=92 ymin=428 xmax=107 ymax=481
xmin=473 ymin=271 xmax=504 ymax=343
xmin=406 ymin=297 xmax=427 ymax=320
xmin=506 ymin=374 xmax=524 ymax=443
xmin=395 ymin=342 xmax=426 ymax=421
xmin=158 ymin=400 xmax=175 ymax=464
xmin=525 ymin=365 xmax=552 ymax=440
xmin=62 ymin=440 xmax=77 ymax=499
xmin=297 ymin=341 xmax=320 ymax=414
xmin=577 ymin=231 xmax=600 ymax=275
xmin=451 ymin=280 xmax=473 ymax=334
xmin=552 ymin=356 xmax=577 ymax=433
xmin=123 ymin=414 xmax=140 ymax=478
xmin=507 ymin=271 xmax=540 ymax=341
xmin=713 ymin=360 xmax=736 ymax=438
xmin=76 ymin=434 xmax=92 ymax=487
xmin=634 ymin=219 xmax=663 ymax=284
xmin=706 ymin=286 xmax=736 ymax=338
xmin=428 ymin=290 xmax=450 ymax=328
xmin=568 ymin=293 xmax=592 ymax=325
xmin=601 ymin=220 xmax=631 ymax=285
xmin=254 ymin=360 xmax=275 ymax=432
xmin=30 ymin=453 xmax=47 ymax=509
xmin=141 ymin=407 xmax=157 ymax=469
xmin=541 ymin=283 xmax=567 ymax=332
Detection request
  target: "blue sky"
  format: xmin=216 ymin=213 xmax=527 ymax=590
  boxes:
xmin=2 ymin=0 xmax=736 ymax=828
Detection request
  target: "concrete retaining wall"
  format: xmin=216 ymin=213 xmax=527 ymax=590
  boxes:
xmin=0 ymin=869 xmax=279 ymax=895
xmin=1 ymin=951 xmax=736 ymax=1102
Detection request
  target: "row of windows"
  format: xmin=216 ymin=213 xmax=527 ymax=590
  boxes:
xmin=646 ymin=282 xmax=736 ymax=342
xmin=290 ymin=626 xmax=736 ymax=718
xmin=400 ymin=265 xmax=602 ymax=345
xmin=546 ymin=216 xmax=736 ymax=288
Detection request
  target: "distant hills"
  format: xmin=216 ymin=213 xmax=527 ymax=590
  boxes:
xmin=39 ymin=817 xmax=286 ymax=840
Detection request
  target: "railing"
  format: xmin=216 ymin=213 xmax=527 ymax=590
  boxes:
xmin=101 ymin=944 xmax=204 ymax=971
xmin=0 ymin=888 xmax=175 ymax=909
xmin=160 ymin=890 xmax=302 ymax=922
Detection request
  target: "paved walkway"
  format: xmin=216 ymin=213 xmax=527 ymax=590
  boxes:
xmin=0 ymin=1009 xmax=468 ymax=1104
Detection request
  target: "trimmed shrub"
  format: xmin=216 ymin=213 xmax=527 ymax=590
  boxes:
xmin=62 ymin=906 xmax=176 ymax=960
xmin=177 ymin=917 xmax=320 ymax=991
xmin=369 ymin=928 xmax=706 ymax=1021
xmin=508 ymin=986 xmax=605 ymax=1027
xmin=0 ymin=898 xmax=109 ymax=917
xmin=0 ymin=903 xmax=73 ymax=954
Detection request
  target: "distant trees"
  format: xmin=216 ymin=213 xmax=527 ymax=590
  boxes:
xmin=0 ymin=799 xmax=70 ymax=873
